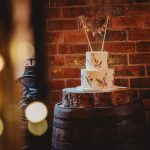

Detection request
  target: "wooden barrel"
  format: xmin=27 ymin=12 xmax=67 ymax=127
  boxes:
xmin=52 ymin=102 xmax=146 ymax=150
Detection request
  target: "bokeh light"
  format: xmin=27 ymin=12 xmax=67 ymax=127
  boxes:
xmin=25 ymin=102 xmax=48 ymax=123
xmin=0 ymin=119 xmax=4 ymax=136
xmin=0 ymin=55 xmax=5 ymax=72
xmin=10 ymin=41 xmax=35 ymax=60
xmin=9 ymin=40 xmax=35 ymax=79
xmin=28 ymin=119 xmax=48 ymax=136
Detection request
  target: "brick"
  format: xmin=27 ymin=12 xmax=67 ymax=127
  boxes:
xmin=125 ymin=4 xmax=150 ymax=16
xmin=66 ymin=30 xmax=127 ymax=43
xmin=108 ymin=54 xmax=128 ymax=65
xmin=147 ymin=65 xmax=150 ymax=75
xmin=48 ymin=20 xmax=78 ymax=31
xmin=106 ymin=30 xmax=126 ymax=41
xmin=65 ymin=55 xmax=85 ymax=68
xmin=142 ymin=16 xmax=150 ymax=28
xmin=49 ymin=91 xmax=62 ymax=103
xmin=139 ymin=90 xmax=150 ymax=100
xmin=104 ymin=42 xmax=135 ymax=53
xmin=130 ymin=78 xmax=150 ymax=88
xmin=64 ymin=31 xmax=94 ymax=43
xmin=47 ymin=44 xmax=57 ymax=55
xmin=105 ymin=5 xmax=125 ymax=16
xmin=86 ymin=0 xmax=99 ymax=5
xmin=129 ymin=53 xmax=150 ymax=64
xmin=44 ymin=8 xmax=61 ymax=19
xmin=50 ymin=0 xmax=86 ymax=7
xmin=103 ymin=5 xmax=125 ymax=16
xmin=51 ymin=68 xmax=80 ymax=78
xmin=136 ymin=42 xmax=150 ymax=52
xmin=128 ymin=29 xmax=150 ymax=41
xmin=58 ymin=44 xmax=88 ymax=54
xmin=49 ymin=79 xmax=65 ymax=90
xmin=62 ymin=7 xmax=85 ymax=18
xmin=132 ymin=0 xmax=149 ymax=2
xmin=101 ymin=5 xmax=125 ymax=16
xmin=111 ymin=16 xmax=143 ymax=29
xmin=114 ymin=78 xmax=129 ymax=87
xmin=62 ymin=5 xmax=124 ymax=18
xmin=64 ymin=31 xmax=127 ymax=42
xmin=66 ymin=79 xmax=81 ymax=88
xmin=90 ymin=44 xmax=102 ymax=51
xmin=101 ymin=0 xmax=149 ymax=4
xmin=114 ymin=65 xmax=145 ymax=77
xmin=101 ymin=0 xmax=125 ymax=4
xmin=49 ymin=55 xmax=64 ymax=66
xmin=45 ymin=32 xmax=64 ymax=43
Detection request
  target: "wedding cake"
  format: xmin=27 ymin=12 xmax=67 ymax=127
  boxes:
xmin=81 ymin=51 xmax=115 ymax=90
xmin=60 ymin=15 xmax=134 ymax=108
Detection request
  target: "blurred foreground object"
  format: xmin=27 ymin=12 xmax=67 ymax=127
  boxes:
xmin=0 ymin=0 xmax=50 ymax=149
xmin=10 ymin=0 xmax=35 ymax=79
xmin=0 ymin=0 xmax=23 ymax=149
xmin=20 ymin=57 xmax=51 ymax=150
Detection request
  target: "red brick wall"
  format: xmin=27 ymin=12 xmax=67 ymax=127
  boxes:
xmin=44 ymin=0 xmax=150 ymax=118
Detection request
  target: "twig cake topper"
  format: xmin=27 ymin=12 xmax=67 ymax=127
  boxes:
xmin=78 ymin=15 xmax=93 ymax=52
xmin=101 ymin=16 xmax=109 ymax=52
xmin=78 ymin=16 xmax=109 ymax=52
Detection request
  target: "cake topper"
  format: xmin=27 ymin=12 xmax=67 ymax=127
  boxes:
xmin=78 ymin=15 xmax=93 ymax=52
xmin=101 ymin=16 xmax=109 ymax=52
xmin=78 ymin=16 xmax=109 ymax=52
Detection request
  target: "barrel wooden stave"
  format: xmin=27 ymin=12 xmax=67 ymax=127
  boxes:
xmin=52 ymin=102 xmax=146 ymax=150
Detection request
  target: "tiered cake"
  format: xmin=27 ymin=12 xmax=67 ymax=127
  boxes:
xmin=81 ymin=51 xmax=114 ymax=90
xmin=62 ymin=51 xmax=134 ymax=108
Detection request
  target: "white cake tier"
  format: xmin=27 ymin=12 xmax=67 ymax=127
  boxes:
xmin=81 ymin=68 xmax=115 ymax=89
xmin=86 ymin=51 xmax=108 ymax=70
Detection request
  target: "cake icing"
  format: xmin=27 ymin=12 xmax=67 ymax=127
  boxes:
xmin=86 ymin=51 xmax=108 ymax=70
xmin=81 ymin=51 xmax=115 ymax=90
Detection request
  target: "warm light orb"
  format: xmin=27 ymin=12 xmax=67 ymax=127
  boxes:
xmin=10 ymin=41 xmax=35 ymax=61
xmin=25 ymin=102 xmax=48 ymax=123
xmin=9 ymin=40 xmax=35 ymax=78
xmin=0 ymin=119 xmax=4 ymax=136
xmin=0 ymin=55 xmax=5 ymax=72
xmin=28 ymin=119 xmax=48 ymax=136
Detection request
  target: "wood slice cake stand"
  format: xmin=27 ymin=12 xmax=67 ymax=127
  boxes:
xmin=62 ymin=87 xmax=134 ymax=108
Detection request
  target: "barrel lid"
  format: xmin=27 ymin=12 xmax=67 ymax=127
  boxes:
xmin=54 ymin=102 xmax=144 ymax=119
